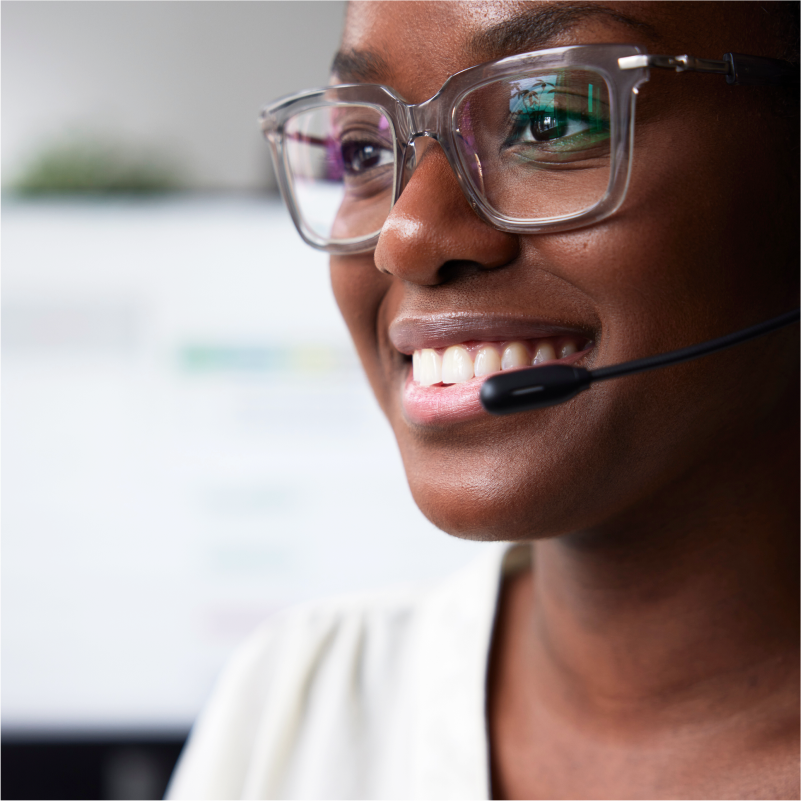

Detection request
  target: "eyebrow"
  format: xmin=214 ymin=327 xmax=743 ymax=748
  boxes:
xmin=331 ymin=48 xmax=391 ymax=82
xmin=332 ymin=2 xmax=661 ymax=84
xmin=470 ymin=3 xmax=661 ymax=61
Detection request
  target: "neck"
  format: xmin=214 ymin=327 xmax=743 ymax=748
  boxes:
xmin=523 ymin=416 xmax=799 ymax=728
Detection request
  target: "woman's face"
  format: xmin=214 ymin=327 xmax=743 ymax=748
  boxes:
xmin=330 ymin=1 xmax=798 ymax=540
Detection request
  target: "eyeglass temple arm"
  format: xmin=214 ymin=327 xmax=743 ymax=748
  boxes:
xmin=618 ymin=53 xmax=798 ymax=86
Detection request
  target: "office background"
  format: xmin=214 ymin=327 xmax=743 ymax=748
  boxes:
xmin=2 ymin=3 xmax=492 ymax=798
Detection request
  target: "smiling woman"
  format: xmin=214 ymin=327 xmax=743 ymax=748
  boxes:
xmin=168 ymin=2 xmax=800 ymax=799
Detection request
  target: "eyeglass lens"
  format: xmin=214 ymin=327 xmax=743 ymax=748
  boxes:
xmin=455 ymin=68 xmax=612 ymax=222
xmin=285 ymin=105 xmax=396 ymax=243
xmin=283 ymin=67 xmax=612 ymax=244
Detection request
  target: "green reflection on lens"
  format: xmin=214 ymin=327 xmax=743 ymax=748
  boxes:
xmin=504 ymin=71 xmax=609 ymax=163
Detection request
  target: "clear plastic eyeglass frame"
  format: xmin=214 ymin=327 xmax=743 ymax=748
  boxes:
xmin=260 ymin=43 xmax=795 ymax=254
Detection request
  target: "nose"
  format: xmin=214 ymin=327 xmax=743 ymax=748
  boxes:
xmin=373 ymin=140 xmax=519 ymax=286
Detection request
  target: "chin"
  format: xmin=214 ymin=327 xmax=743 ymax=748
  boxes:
xmin=403 ymin=460 xmax=569 ymax=543
xmin=395 ymin=411 xmax=658 ymax=543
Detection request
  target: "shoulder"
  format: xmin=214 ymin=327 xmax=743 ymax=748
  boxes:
xmin=167 ymin=543 xmax=515 ymax=800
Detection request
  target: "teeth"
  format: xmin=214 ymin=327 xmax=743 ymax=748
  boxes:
xmin=501 ymin=342 xmax=529 ymax=370
xmin=532 ymin=341 xmax=556 ymax=364
xmin=418 ymin=348 xmax=442 ymax=386
xmin=559 ymin=340 xmax=577 ymax=358
xmin=474 ymin=346 xmax=501 ymax=377
xmin=411 ymin=337 xmax=586 ymax=385
xmin=441 ymin=345 xmax=474 ymax=384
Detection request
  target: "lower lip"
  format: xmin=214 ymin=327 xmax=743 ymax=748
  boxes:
xmin=400 ymin=349 xmax=592 ymax=426
xmin=402 ymin=370 xmax=488 ymax=426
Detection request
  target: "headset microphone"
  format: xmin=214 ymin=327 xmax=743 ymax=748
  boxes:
xmin=479 ymin=308 xmax=800 ymax=416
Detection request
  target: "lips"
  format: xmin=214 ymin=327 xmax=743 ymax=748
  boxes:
xmin=389 ymin=313 xmax=594 ymax=425
xmin=389 ymin=312 xmax=592 ymax=354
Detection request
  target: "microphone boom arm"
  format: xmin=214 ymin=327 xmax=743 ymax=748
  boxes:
xmin=479 ymin=308 xmax=800 ymax=416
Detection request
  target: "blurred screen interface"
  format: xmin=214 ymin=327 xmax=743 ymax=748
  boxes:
xmin=2 ymin=0 xmax=492 ymax=770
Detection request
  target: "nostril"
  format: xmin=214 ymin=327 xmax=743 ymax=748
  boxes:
xmin=437 ymin=260 xmax=491 ymax=284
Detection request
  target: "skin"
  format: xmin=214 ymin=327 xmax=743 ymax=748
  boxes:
xmin=329 ymin=2 xmax=800 ymax=798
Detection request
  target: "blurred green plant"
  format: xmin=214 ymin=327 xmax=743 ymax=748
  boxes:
xmin=11 ymin=138 xmax=184 ymax=195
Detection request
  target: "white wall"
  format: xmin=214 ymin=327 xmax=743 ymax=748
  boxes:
xmin=1 ymin=1 xmax=347 ymax=191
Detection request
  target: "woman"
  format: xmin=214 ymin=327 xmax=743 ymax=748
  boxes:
xmin=169 ymin=2 xmax=799 ymax=798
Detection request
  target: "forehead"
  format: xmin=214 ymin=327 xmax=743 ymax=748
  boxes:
xmin=337 ymin=1 xmax=776 ymax=97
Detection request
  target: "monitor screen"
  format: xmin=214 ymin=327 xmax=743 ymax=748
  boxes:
xmin=2 ymin=198 xmax=491 ymax=734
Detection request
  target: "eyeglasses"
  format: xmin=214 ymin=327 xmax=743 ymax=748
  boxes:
xmin=260 ymin=44 xmax=795 ymax=254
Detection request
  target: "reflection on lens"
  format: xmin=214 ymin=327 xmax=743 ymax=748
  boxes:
xmin=455 ymin=68 xmax=612 ymax=221
xmin=284 ymin=104 xmax=396 ymax=244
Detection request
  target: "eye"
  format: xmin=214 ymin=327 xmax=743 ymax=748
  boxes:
xmin=499 ymin=73 xmax=610 ymax=158
xmin=518 ymin=109 xmax=570 ymax=142
xmin=509 ymin=106 xmax=595 ymax=145
xmin=340 ymin=140 xmax=394 ymax=175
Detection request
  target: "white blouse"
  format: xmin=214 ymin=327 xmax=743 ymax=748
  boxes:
xmin=167 ymin=543 xmax=528 ymax=800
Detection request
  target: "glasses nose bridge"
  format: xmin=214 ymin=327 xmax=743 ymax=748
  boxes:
xmin=407 ymin=93 xmax=448 ymax=140
xmin=400 ymin=94 xmax=481 ymax=218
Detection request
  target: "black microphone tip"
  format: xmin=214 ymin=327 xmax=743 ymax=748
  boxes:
xmin=480 ymin=364 xmax=592 ymax=415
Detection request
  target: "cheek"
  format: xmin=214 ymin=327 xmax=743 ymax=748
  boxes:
xmin=329 ymin=255 xmax=380 ymax=359
xmin=330 ymin=255 xmax=394 ymax=402
xmin=609 ymin=97 xmax=792 ymax=320
xmin=528 ymin=111 xmax=789 ymax=364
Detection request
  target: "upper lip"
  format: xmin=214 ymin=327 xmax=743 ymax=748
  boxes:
xmin=389 ymin=312 xmax=594 ymax=354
